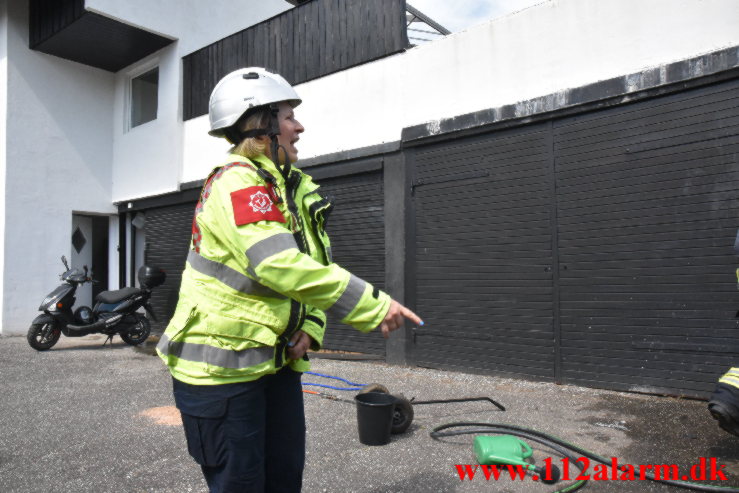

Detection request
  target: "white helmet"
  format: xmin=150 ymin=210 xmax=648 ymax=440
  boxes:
xmin=208 ymin=67 xmax=301 ymax=139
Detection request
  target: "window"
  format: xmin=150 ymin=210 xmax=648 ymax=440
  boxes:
xmin=130 ymin=67 xmax=158 ymax=128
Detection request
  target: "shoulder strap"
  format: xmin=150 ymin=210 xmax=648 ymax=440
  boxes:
xmin=191 ymin=161 xmax=255 ymax=253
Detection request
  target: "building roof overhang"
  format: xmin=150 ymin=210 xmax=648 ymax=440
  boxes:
xmin=30 ymin=0 xmax=174 ymax=72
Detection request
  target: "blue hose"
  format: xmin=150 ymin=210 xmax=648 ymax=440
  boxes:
xmin=302 ymin=383 xmax=362 ymax=391
xmin=302 ymin=371 xmax=365 ymax=391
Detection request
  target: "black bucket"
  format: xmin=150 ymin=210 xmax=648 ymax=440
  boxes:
xmin=355 ymin=392 xmax=395 ymax=446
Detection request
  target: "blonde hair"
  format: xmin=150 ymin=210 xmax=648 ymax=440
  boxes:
xmin=231 ymin=109 xmax=271 ymax=159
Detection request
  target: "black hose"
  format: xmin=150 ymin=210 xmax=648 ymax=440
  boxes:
xmin=430 ymin=422 xmax=739 ymax=493
xmin=411 ymin=397 xmax=506 ymax=411
xmin=431 ymin=425 xmax=587 ymax=492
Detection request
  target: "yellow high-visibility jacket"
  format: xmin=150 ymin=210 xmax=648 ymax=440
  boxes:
xmin=157 ymin=153 xmax=391 ymax=385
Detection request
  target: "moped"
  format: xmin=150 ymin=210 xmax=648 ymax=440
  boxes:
xmin=27 ymin=255 xmax=165 ymax=351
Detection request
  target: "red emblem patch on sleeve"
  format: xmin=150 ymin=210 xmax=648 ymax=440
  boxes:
xmin=231 ymin=186 xmax=286 ymax=225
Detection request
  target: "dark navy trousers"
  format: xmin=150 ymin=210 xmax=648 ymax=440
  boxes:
xmin=173 ymin=368 xmax=305 ymax=493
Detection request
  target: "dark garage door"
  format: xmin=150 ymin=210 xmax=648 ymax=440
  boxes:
xmin=554 ymin=77 xmax=739 ymax=396
xmin=408 ymin=77 xmax=739 ymax=396
xmin=409 ymin=123 xmax=557 ymax=378
xmin=317 ymin=170 xmax=386 ymax=355
xmin=144 ymin=202 xmax=194 ymax=332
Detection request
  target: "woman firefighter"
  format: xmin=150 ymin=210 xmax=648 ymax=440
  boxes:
xmin=156 ymin=67 xmax=422 ymax=492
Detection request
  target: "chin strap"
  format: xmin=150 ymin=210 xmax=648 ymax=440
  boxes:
xmin=266 ymin=104 xmax=291 ymax=179
xmin=270 ymin=136 xmax=291 ymax=179
xmin=227 ymin=103 xmax=291 ymax=178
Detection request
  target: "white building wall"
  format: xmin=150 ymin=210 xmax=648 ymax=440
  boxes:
xmin=2 ymin=0 xmax=116 ymax=334
xmin=177 ymin=0 xmax=739 ymax=180
xmin=97 ymin=0 xmax=293 ymax=203
xmin=0 ymin=0 xmax=7 ymax=332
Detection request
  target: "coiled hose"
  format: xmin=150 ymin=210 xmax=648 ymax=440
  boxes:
xmin=430 ymin=422 xmax=739 ymax=493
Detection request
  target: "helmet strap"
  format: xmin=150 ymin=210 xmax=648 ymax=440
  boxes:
xmin=227 ymin=103 xmax=291 ymax=177
xmin=224 ymin=127 xmax=245 ymax=145
xmin=270 ymin=136 xmax=291 ymax=179
xmin=266 ymin=103 xmax=291 ymax=178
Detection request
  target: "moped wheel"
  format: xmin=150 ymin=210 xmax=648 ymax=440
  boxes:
xmin=27 ymin=321 xmax=61 ymax=351
xmin=120 ymin=316 xmax=151 ymax=346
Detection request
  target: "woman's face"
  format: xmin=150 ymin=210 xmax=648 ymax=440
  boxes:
xmin=262 ymin=102 xmax=305 ymax=164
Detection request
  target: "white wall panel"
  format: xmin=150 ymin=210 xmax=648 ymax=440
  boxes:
xmin=103 ymin=0 xmax=292 ymax=202
xmin=3 ymin=0 xmax=115 ymax=334
xmin=0 ymin=0 xmax=7 ymax=332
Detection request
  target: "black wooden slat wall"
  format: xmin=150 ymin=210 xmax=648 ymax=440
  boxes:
xmin=144 ymin=203 xmax=194 ymax=332
xmin=410 ymin=124 xmax=556 ymax=377
xmin=554 ymin=78 xmax=739 ymax=395
xmin=316 ymin=171 xmax=386 ymax=355
xmin=29 ymin=0 xmax=84 ymax=48
xmin=182 ymin=0 xmax=409 ymax=120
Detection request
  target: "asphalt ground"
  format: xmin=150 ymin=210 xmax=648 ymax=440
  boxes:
xmin=2 ymin=333 xmax=739 ymax=493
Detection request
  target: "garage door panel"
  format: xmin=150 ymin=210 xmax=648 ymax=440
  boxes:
xmin=416 ymin=315 xmax=554 ymax=331
xmin=561 ymin=374 xmax=714 ymax=394
xmin=556 ymin=100 xmax=739 ymax=152
xmin=560 ymin=327 xmax=737 ymax=345
xmin=557 ymin=143 xmax=739 ymax=184
xmin=418 ymin=157 xmax=551 ymax=183
xmin=562 ymin=360 xmax=724 ymax=383
xmin=559 ymin=156 xmax=739 ymax=198
xmin=144 ymin=203 xmax=195 ymax=332
xmin=415 ymin=179 xmax=550 ymax=204
xmin=555 ymin=129 xmax=739 ymax=170
xmin=416 ymin=132 xmax=549 ymax=174
xmin=561 ymin=346 xmax=735 ymax=365
xmin=564 ymin=224 xmax=728 ymax=248
xmin=561 ymin=365 xmax=716 ymax=394
xmin=562 ymin=169 xmax=739 ymax=203
xmin=557 ymin=231 xmax=734 ymax=253
xmin=316 ymin=170 xmax=386 ymax=355
xmin=555 ymin=77 xmax=739 ymax=396
xmin=559 ymin=217 xmax=734 ymax=239
xmin=556 ymin=84 xmax=739 ymax=138
xmin=560 ymin=319 xmax=737 ymax=336
xmin=554 ymin=113 xmax=739 ymax=160
xmin=559 ymin=195 xmax=738 ymax=225
xmin=411 ymin=122 xmax=555 ymax=376
xmin=560 ymin=325 xmax=738 ymax=340
xmin=417 ymin=344 xmax=554 ymax=374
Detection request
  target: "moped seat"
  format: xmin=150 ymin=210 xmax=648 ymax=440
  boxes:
xmin=95 ymin=287 xmax=142 ymax=304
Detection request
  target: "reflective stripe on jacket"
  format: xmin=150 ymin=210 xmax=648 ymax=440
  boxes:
xmin=719 ymin=368 xmax=739 ymax=389
xmin=157 ymin=153 xmax=391 ymax=385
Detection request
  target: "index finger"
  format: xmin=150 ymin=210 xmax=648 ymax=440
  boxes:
xmin=400 ymin=306 xmax=423 ymax=326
